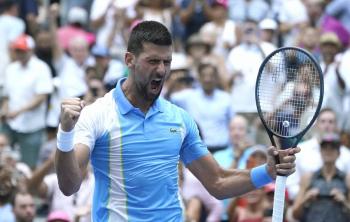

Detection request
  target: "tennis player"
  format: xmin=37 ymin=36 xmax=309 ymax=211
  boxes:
xmin=55 ymin=21 xmax=300 ymax=221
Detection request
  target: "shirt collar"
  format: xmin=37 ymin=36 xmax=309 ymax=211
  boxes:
xmin=113 ymin=77 xmax=165 ymax=115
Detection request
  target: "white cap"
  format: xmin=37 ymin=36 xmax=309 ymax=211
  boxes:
xmin=171 ymin=53 xmax=188 ymax=71
xmin=67 ymin=7 xmax=88 ymax=25
xmin=259 ymin=18 xmax=278 ymax=30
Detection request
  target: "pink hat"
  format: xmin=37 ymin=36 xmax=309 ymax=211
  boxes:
xmin=212 ymin=0 xmax=228 ymax=9
xmin=47 ymin=211 xmax=70 ymax=222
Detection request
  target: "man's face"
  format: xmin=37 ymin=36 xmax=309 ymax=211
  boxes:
xmin=317 ymin=111 xmax=337 ymax=134
xmin=320 ymin=43 xmax=338 ymax=62
xmin=199 ymin=65 xmax=217 ymax=94
xmin=13 ymin=193 xmax=36 ymax=222
xmin=229 ymin=116 xmax=248 ymax=146
xmin=14 ymin=49 xmax=31 ymax=64
xmin=127 ymin=42 xmax=172 ymax=102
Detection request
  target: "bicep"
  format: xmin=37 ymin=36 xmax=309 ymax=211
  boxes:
xmin=74 ymin=143 xmax=91 ymax=172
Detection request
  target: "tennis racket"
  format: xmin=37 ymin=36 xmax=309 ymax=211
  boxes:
xmin=255 ymin=47 xmax=324 ymax=222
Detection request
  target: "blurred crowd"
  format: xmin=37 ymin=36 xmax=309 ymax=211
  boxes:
xmin=0 ymin=0 xmax=350 ymax=221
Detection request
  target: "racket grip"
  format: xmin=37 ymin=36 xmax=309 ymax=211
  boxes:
xmin=272 ymin=175 xmax=287 ymax=222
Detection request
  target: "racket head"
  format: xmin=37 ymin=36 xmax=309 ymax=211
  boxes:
xmin=255 ymin=47 xmax=324 ymax=145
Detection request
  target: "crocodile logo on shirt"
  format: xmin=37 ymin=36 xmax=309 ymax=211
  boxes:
xmin=170 ymin=128 xmax=182 ymax=133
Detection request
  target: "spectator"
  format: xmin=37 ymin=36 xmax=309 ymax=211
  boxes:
xmin=226 ymin=19 xmax=275 ymax=142
xmin=227 ymin=148 xmax=270 ymax=222
xmin=12 ymin=191 xmax=36 ymax=222
xmin=179 ymin=0 xmax=211 ymax=41
xmin=162 ymin=52 xmax=193 ymax=99
xmin=292 ymin=133 xmax=350 ymax=222
xmin=181 ymin=167 xmax=224 ymax=222
xmin=277 ymin=0 xmax=308 ymax=46
xmin=259 ymin=18 xmax=278 ymax=46
xmin=228 ymin=0 xmax=269 ymax=24
xmin=90 ymin=44 xmax=125 ymax=91
xmin=83 ymin=76 xmax=107 ymax=106
xmin=287 ymin=108 xmax=350 ymax=200
xmin=171 ymin=62 xmax=234 ymax=153
xmin=199 ymin=0 xmax=238 ymax=58
xmin=0 ymin=34 xmax=53 ymax=169
xmin=185 ymin=33 xmax=229 ymax=89
xmin=0 ymin=0 xmax=25 ymax=96
xmin=325 ymin=0 xmax=350 ymax=33
xmin=57 ymin=6 xmax=96 ymax=51
xmin=319 ymin=32 xmax=347 ymax=129
xmin=17 ymin=0 xmax=38 ymax=36
xmin=27 ymin=154 xmax=94 ymax=222
xmin=0 ymin=165 xmax=16 ymax=222
xmin=90 ymin=0 xmax=137 ymax=49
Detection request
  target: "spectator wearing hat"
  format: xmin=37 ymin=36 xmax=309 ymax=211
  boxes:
xmin=0 ymin=34 xmax=53 ymax=169
xmin=319 ymin=32 xmax=347 ymax=130
xmin=57 ymin=5 xmax=96 ymax=51
xmin=185 ymin=33 xmax=229 ymax=90
xmin=292 ymin=133 xmax=350 ymax=222
xmin=0 ymin=0 xmax=25 ymax=97
xmin=259 ymin=18 xmax=278 ymax=46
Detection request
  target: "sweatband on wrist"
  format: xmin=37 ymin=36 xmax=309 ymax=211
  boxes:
xmin=250 ymin=164 xmax=274 ymax=188
xmin=57 ymin=125 xmax=74 ymax=152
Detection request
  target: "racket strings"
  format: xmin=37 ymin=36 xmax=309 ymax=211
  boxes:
xmin=257 ymin=49 xmax=321 ymax=137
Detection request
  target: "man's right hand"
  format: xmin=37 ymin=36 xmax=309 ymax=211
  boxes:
xmin=60 ymin=98 xmax=85 ymax=132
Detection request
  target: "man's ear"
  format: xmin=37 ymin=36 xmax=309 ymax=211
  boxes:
xmin=125 ymin=52 xmax=135 ymax=68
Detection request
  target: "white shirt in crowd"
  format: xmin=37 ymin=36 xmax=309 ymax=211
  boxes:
xmin=227 ymin=42 xmax=275 ymax=113
xmin=3 ymin=56 xmax=53 ymax=133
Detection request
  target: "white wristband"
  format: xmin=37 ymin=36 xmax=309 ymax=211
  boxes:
xmin=57 ymin=125 xmax=74 ymax=152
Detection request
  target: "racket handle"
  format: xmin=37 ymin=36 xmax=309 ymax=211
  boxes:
xmin=272 ymin=175 xmax=287 ymax=222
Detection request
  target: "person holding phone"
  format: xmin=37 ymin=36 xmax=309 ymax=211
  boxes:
xmin=292 ymin=133 xmax=350 ymax=222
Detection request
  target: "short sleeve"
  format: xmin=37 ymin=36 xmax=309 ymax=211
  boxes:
xmin=73 ymin=102 xmax=102 ymax=152
xmin=179 ymin=110 xmax=209 ymax=165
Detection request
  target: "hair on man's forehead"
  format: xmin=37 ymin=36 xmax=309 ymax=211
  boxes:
xmin=127 ymin=21 xmax=172 ymax=56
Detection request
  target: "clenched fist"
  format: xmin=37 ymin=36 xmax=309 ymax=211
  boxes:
xmin=60 ymin=98 xmax=85 ymax=132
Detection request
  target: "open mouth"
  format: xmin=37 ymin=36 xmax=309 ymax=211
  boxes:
xmin=151 ymin=79 xmax=162 ymax=90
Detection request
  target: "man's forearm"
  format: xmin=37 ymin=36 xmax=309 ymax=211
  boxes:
xmin=20 ymin=94 xmax=48 ymax=113
xmin=55 ymin=150 xmax=84 ymax=196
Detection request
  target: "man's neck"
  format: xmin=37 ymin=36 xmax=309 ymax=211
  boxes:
xmin=122 ymin=79 xmax=152 ymax=114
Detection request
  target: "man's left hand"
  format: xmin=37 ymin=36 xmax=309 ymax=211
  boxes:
xmin=266 ymin=146 xmax=301 ymax=179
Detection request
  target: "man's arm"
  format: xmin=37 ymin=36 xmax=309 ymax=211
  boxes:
xmin=187 ymin=147 xmax=299 ymax=200
xmin=55 ymin=98 xmax=89 ymax=196
xmin=4 ymin=94 xmax=48 ymax=119
xmin=55 ymin=144 xmax=90 ymax=196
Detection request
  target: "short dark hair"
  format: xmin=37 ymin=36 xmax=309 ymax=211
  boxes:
xmin=127 ymin=20 xmax=172 ymax=56
xmin=0 ymin=0 xmax=17 ymax=14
